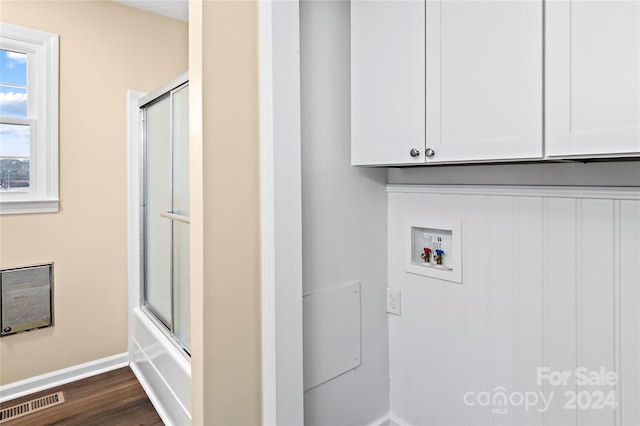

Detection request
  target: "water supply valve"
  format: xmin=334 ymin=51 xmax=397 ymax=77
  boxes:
xmin=420 ymin=247 xmax=432 ymax=263
xmin=434 ymin=249 xmax=444 ymax=265
xmin=408 ymin=222 xmax=461 ymax=283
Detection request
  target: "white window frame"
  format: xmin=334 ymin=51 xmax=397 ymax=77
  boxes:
xmin=0 ymin=22 xmax=59 ymax=214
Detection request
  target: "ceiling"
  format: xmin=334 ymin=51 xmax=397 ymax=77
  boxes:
xmin=112 ymin=0 xmax=188 ymax=22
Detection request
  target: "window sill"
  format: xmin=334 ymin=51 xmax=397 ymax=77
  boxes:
xmin=0 ymin=199 xmax=59 ymax=215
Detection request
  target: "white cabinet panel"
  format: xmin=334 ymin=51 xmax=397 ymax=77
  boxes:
xmin=351 ymin=0 xmax=425 ymax=165
xmin=351 ymin=0 xmax=542 ymax=165
xmin=546 ymin=1 xmax=640 ymax=156
xmin=426 ymin=0 xmax=543 ymax=162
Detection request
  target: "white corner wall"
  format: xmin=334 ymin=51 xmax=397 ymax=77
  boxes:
xmin=387 ymin=185 xmax=640 ymax=426
xmin=260 ymin=0 xmax=304 ymax=423
xmin=300 ymin=1 xmax=389 ymax=424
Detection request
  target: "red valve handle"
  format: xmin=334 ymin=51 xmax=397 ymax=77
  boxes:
xmin=423 ymin=248 xmax=431 ymax=253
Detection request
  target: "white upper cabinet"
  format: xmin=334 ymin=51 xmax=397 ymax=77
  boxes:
xmin=425 ymin=0 xmax=543 ymax=163
xmin=351 ymin=0 xmax=425 ymax=165
xmin=546 ymin=1 xmax=640 ymax=157
xmin=351 ymin=0 xmax=543 ymax=165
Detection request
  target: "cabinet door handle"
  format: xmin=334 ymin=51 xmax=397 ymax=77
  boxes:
xmin=410 ymin=148 xmax=420 ymax=158
xmin=425 ymin=148 xmax=436 ymax=158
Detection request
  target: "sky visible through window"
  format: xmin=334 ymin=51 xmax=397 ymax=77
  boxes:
xmin=0 ymin=49 xmax=30 ymax=190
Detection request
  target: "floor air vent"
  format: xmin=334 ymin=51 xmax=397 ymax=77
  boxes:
xmin=0 ymin=391 xmax=65 ymax=423
xmin=0 ymin=263 xmax=54 ymax=336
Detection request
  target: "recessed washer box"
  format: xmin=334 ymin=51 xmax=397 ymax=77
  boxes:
xmin=405 ymin=219 xmax=462 ymax=284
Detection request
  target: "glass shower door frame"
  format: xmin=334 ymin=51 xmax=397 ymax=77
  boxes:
xmin=139 ymin=73 xmax=190 ymax=357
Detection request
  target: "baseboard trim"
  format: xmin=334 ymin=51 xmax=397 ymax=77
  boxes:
xmin=0 ymin=352 xmax=129 ymax=403
xmin=367 ymin=413 xmax=391 ymax=426
xmin=389 ymin=412 xmax=411 ymax=426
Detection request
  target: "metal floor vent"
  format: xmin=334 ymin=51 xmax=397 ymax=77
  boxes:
xmin=0 ymin=391 xmax=65 ymax=423
xmin=0 ymin=263 xmax=54 ymax=336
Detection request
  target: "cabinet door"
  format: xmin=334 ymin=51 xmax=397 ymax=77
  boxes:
xmin=546 ymin=1 xmax=640 ymax=157
xmin=425 ymin=0 xmax=543 ymax=163
xmin=351 ymin=0 xmax=425 ymax=165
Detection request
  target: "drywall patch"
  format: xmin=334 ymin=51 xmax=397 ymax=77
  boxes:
xmin=303 ymin=282 xmax=361 ymax=390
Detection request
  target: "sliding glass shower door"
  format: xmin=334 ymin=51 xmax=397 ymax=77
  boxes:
xmin=142 ymin=80 xmax=189 ymax=353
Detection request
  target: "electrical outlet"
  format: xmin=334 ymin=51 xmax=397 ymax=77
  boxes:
xmin=386 ymin=287 xmax=401 ymax=315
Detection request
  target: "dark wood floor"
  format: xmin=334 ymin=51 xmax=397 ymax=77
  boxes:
xmin=0 ymin=367 xmax=163 ymax=426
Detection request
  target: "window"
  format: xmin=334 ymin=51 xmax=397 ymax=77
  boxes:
xmin=0 ymin=23 xmax=58 ymax=214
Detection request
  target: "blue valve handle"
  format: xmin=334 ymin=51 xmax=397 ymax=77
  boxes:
xmin=435 ymin=249 xmax=444 ymax=256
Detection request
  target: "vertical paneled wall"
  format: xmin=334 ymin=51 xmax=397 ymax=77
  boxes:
xmin=388 ymin=185 xmax=640 ymax=426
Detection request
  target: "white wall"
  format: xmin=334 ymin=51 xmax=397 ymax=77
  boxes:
xmin=388 ymin=185 xmax=640 ymax=426
xmin=261 ymin=1 xmax=304 ymax=423
xmin=300 ymin=1 xmax=390 ymax=424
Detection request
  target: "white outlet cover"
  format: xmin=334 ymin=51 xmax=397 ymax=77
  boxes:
xmin=387 ymin=287 xmax=401 ymax=315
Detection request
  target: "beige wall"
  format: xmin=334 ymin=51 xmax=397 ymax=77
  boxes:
xmin=0 ymin=1 xmax=187 ymax=385
xmin=189 ymin=1 xmax=262 ymax=424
